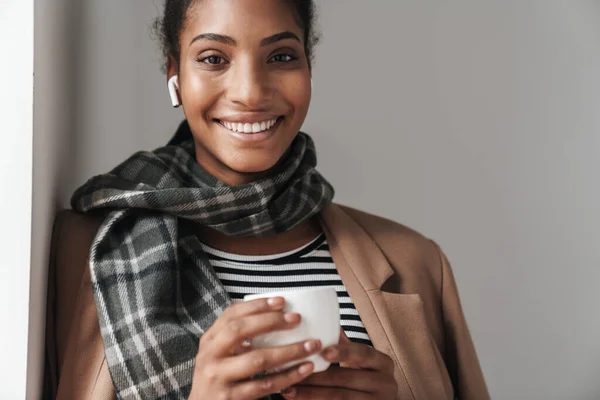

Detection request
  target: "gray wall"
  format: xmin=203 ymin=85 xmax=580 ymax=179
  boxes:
xmin=30 ymin=0 xmax=86 ymax=398
xmin=35 ymin=1 xmax=600 ymax=399
xmin=309 ymin=2 xmax=600 ymax=398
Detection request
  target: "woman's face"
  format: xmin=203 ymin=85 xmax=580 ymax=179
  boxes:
xmin=170 ymin=0 xmax=312 ymax=185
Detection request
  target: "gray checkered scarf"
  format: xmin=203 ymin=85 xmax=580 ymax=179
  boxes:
xmin=71 ymin=121 xmax=334 ymax=399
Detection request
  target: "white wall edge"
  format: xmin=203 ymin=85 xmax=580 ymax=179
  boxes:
xmin=0 ymin=0 xmax=34 ymax=398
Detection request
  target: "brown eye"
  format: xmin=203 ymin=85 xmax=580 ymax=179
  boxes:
xmin=199 ymin=55 xmax=227 ymax=65
xmin=269 ymin=54 xmax=297 ymax=63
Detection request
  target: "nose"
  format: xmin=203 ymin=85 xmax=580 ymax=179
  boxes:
xmin=226 ymin=59 xmax=271 ymax=109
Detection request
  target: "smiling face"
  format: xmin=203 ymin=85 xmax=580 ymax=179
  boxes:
xmin=168 ymin=0 xmax=312 ymax=186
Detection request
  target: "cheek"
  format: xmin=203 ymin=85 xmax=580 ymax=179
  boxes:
xmin=180 ymin=74 xmax=219 ymax=117
xmin=283 ymin=77 xmax=311 ymax=116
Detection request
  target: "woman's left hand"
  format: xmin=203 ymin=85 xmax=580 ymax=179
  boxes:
xmin=280 ymin=330 xmax=398 ymax=399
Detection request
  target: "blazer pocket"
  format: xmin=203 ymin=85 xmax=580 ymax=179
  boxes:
xmin=368 ymin=290 xmax=454 ymax=400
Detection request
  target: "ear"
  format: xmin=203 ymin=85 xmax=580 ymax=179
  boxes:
xmin=167 ymin=54 xmax=179 ymax=81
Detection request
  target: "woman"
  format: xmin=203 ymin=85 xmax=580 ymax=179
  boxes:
xmin=48 ymin=0 xmax=489 ymax=399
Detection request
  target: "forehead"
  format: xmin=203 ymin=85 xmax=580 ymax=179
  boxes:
xmin=183 ymin=0 xmax=303 ymax=45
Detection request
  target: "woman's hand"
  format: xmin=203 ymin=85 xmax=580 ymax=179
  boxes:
xmin=280 ymin=330 xmax=397 ymax=400
xmin=188 ymin=297 xmax=323 ymax=400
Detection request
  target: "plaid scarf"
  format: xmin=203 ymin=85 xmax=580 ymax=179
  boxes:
xmin=71 ymin=121 xmax=334 ymax=399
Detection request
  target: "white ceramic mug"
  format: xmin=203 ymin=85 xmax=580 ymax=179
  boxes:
xmin=244 ymin=287 xmax=340 ymax=373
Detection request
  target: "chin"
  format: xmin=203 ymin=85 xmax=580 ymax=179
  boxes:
xmin=224 ymin=154 xmax=282 ymax=175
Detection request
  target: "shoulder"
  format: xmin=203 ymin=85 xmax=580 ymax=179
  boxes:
xmin=337 ymin=204 xmax=432 ymax=243
xmin=52 ymin=210 xmax=105 ymax=269
xmin=54 ymin=210 xmax=105 ymax=246
xmin=336 ymin=203 xmax=440 ymax=259
xmin=51 ymin=209 xmax=105 ymax=293
xmin=334 ymin=203 xmax=444 ymax=292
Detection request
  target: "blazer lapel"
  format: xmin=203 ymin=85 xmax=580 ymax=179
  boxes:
xmin=319 ymin=204 xmax=453 ymax=400
xmin=318 ymin=204 xmax=414 ymax=399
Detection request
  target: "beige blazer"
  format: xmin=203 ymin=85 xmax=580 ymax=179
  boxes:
xmin=44 ymin=204 xmax=490 ymax=399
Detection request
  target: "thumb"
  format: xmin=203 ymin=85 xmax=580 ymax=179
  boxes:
xmin=339 ymin=328 xmax=351 ymax=344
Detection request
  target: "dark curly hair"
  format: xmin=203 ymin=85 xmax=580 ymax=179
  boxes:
xmin=153 ymin=0 xmax=319 ymax=72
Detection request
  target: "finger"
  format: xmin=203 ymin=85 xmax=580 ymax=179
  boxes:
xmin=230 ymin=339 xmax=253 ymax=356
xmin=199 ymin=297 xmax=285 ymax=349
xmin=300 ymin=367 xmax=386 ymax=393
xmin=321 ymin=342 xmax=394 ymax=372
xmin=208 ymin=311 xmax=302 ymax=358
xmin=220 ymin=338 xmax=322 ymax=381
xmin=230 ymin=361 xmax=315 ymax=400
xmin=280 ymin=385 xmax=371 ymax=400
xmin=220 ymin=297 xmax=286 ymax=321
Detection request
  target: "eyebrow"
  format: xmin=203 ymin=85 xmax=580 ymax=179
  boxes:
xmin=189 ymin=31 xmax=300 ymax=47
xmin=260 ymin=31 xmax=301 ymax=46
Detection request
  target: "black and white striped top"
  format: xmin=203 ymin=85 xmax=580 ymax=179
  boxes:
xmin=200 ymin=234 xmax=373 ymax=346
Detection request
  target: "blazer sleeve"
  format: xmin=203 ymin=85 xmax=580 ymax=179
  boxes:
xmin=432 ymin=241 xmax=491 ymax=400
xmin=45 ymin=211 xmax=117 ymax=400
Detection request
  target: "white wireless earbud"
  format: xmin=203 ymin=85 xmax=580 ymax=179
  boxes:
xmin=168 ymin=75 xmax=180 ymax=108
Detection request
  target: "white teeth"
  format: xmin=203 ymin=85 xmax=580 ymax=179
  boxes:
xmin=220 ymin=118 xmax=278 ymax=134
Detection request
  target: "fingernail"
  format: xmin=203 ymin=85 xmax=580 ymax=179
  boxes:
xmin=298 ymin=362 xmax=314 ymax=375
xmin=303 ymin=339 xmax=321 ymax=352
xmin=267 ymin=297 xmax=284 ymax=307
xmin=323 ymin=346 xmax=339 ymax=361
xmin=284 ymin=312 xmax=300 ymax=323
xmin=281 ymin=386 xmax=297 ymax=397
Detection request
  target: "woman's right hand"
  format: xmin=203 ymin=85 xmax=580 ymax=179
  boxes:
xmin=188 ymin=296 xmax=321 ymax=400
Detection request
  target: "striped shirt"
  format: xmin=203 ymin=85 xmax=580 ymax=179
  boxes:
xmin=199 ymin=234 xmax=373 ymax=346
